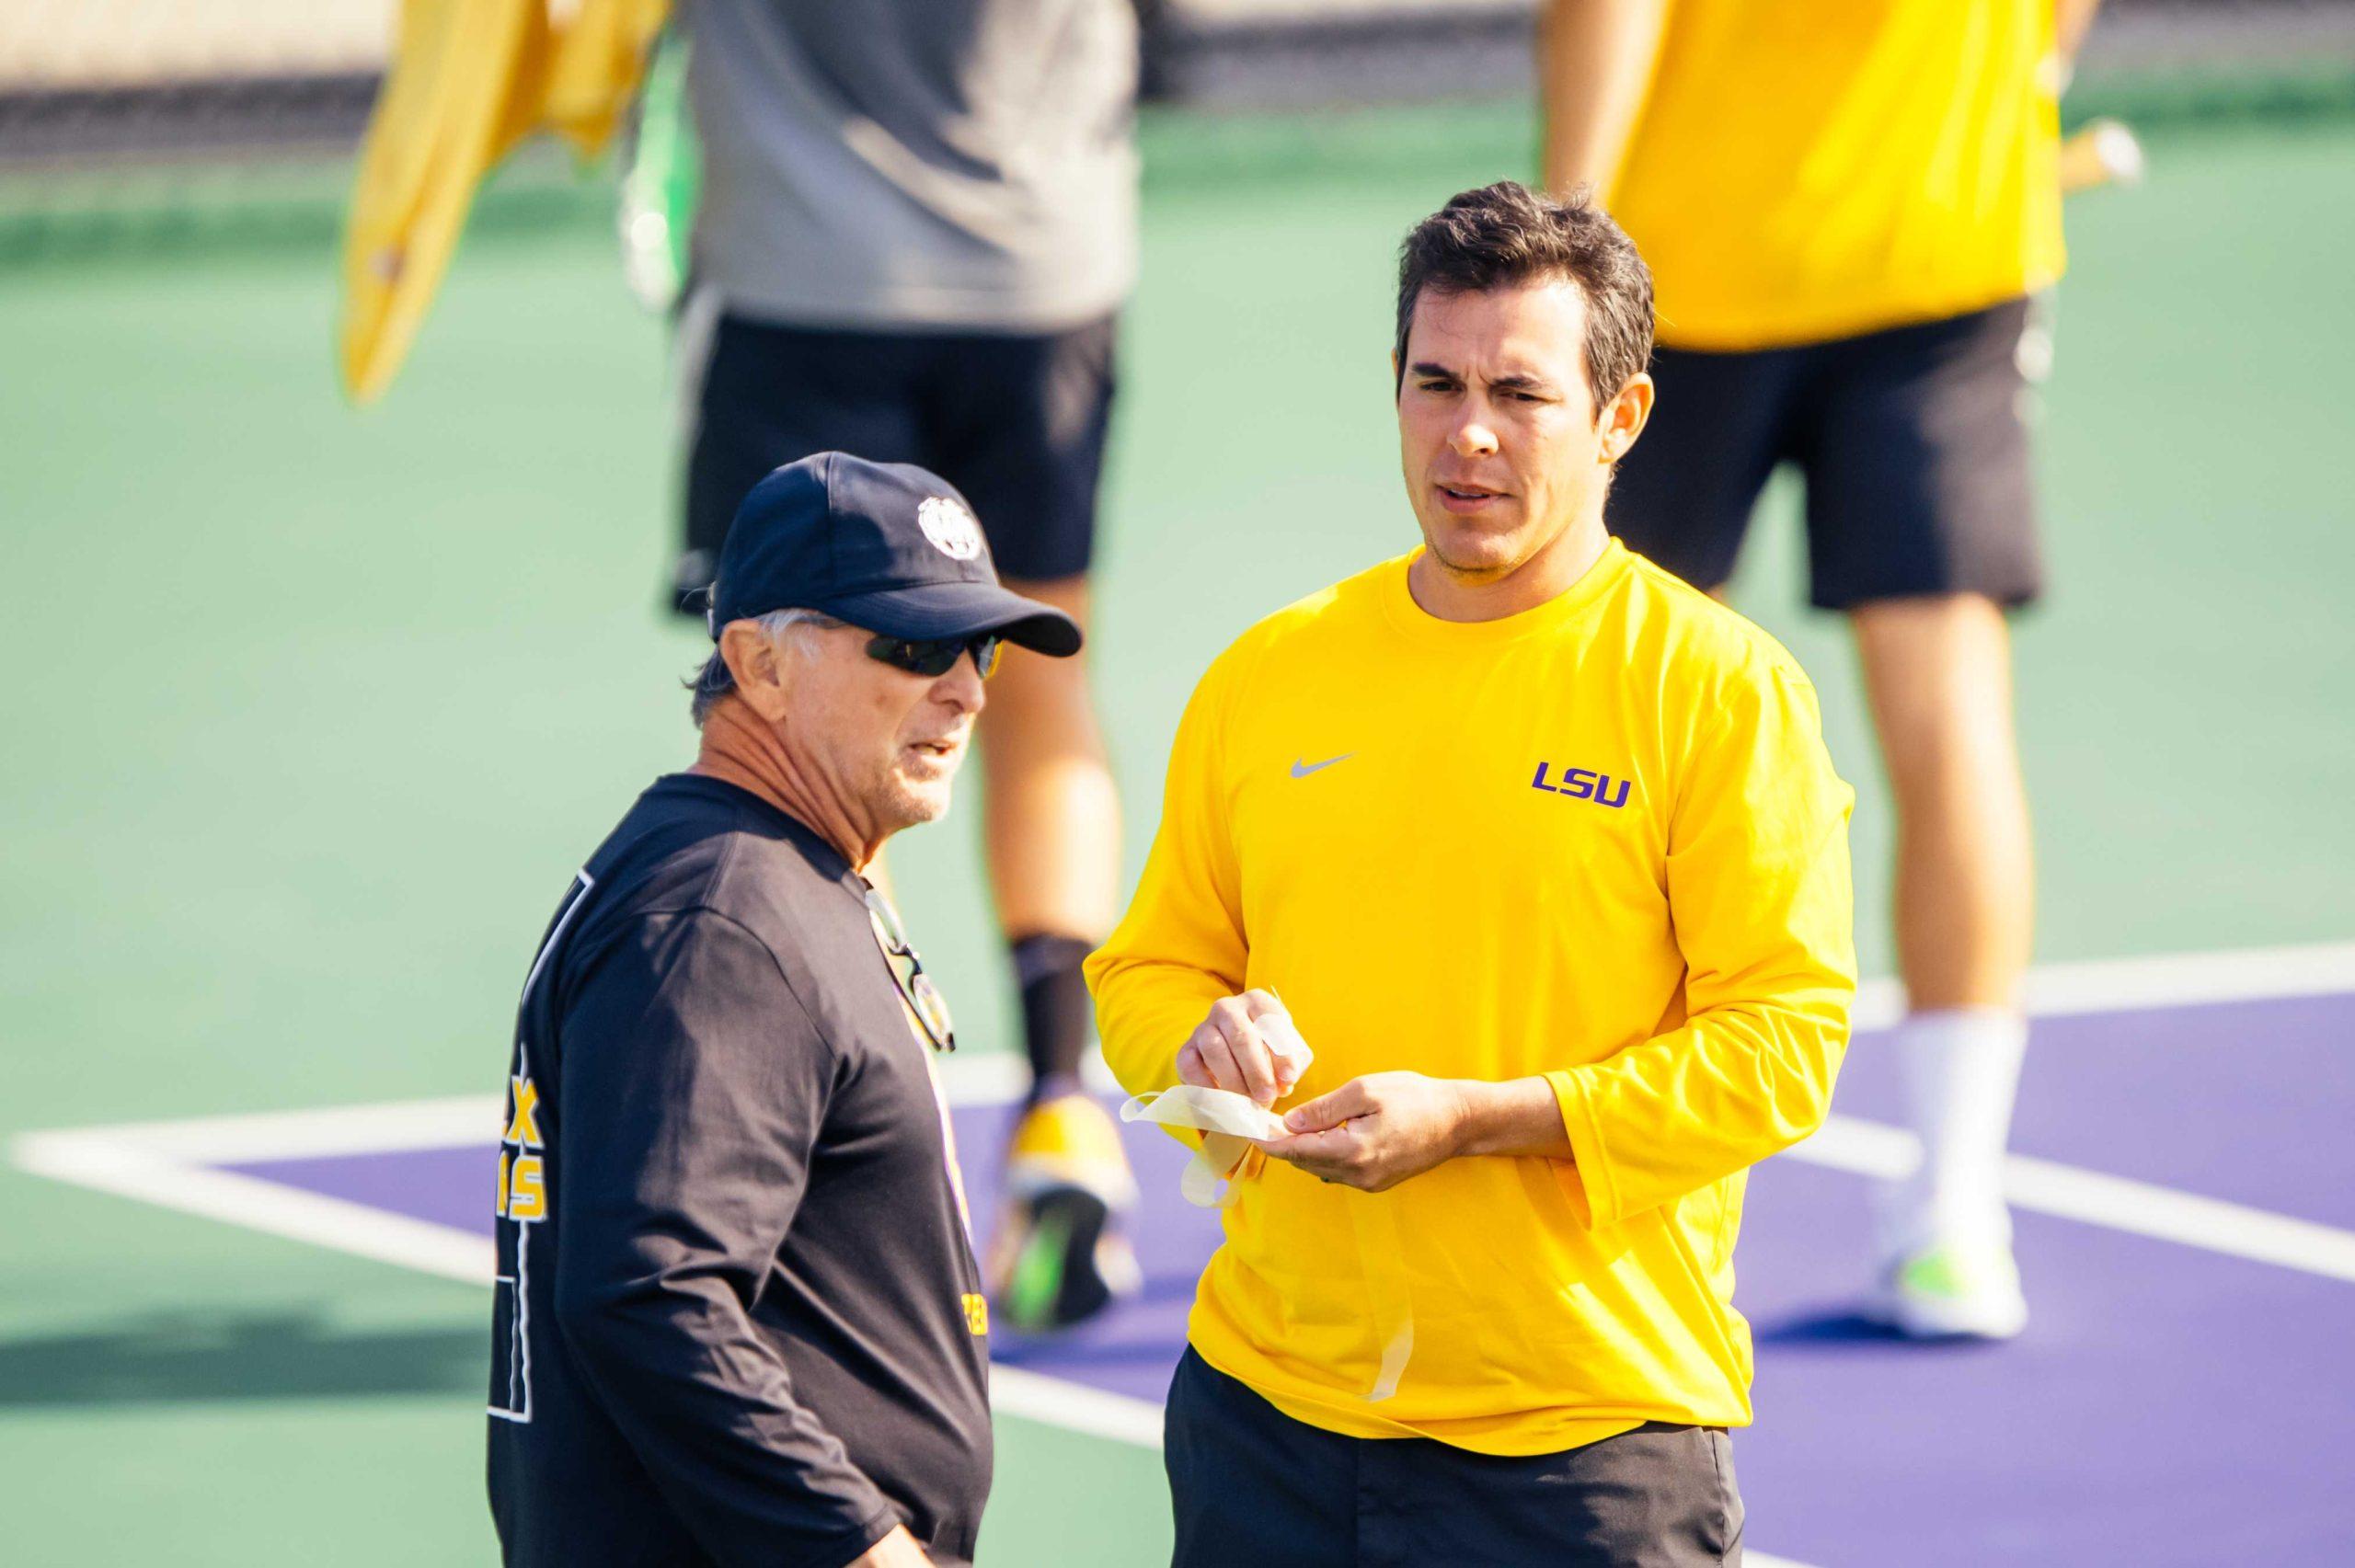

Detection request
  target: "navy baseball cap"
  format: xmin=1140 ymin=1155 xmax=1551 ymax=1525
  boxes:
xmin=708 ymin=453 xmax=1082 ymax=658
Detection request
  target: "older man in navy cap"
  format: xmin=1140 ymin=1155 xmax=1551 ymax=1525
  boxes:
xmin=487 ymin=453 xmax=1078 ymax=1568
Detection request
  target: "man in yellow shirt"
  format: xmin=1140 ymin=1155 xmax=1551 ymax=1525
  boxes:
xmin=1544 ymin=0 xmax=2103 ymax=1339
xmin=1086 ymin=183 xmax=1855 ymax=1566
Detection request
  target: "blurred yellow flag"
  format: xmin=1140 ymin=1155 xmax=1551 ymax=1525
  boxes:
xmin=339 ymin=0 xmax=669 ymax=404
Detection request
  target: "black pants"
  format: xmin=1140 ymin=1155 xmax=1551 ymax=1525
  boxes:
xmin=1609 ymin=296 xmax=2045 ymax=611
xmin=1164 ymin=1349 xmax=1742 ymax=1568
xmin=676 ymin=310 xmax=1119 ymax=612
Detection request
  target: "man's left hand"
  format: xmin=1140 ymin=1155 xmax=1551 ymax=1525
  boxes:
xmin=1259 ymin=1072 xmax=1468 ymax=1193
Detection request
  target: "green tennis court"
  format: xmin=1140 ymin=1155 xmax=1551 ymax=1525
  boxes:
xmin=4 ymin=87 xmax=2352 ymax=1563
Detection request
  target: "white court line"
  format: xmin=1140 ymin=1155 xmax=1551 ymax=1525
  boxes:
xmin=17 ymin=1093 xmax=507 ymax=1166
xmin=31 ymin=1086 xmax=2351 ymax=1291
xmin=12 ymin=938 xmax=2355 ymax=1288
xmin=990 ymin=1365 xmax=1165 ymax=1448
xmin=11 ymin=1125 xmax=492 ymax=1286
xmin=1794 ymin=1118 xmax=2355 ymax=1284
xmin=1850 ymin=937 xmax=2355 ymax=1031
xmin=23 ymin=937 xmax=2350 ymax=1172
xmin=3 ymin=1063 xmax=1037 ymax=1172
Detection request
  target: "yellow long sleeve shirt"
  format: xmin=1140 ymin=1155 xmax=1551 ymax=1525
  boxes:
xmin=1086 ymin=540 xmax=1855 ymax=1454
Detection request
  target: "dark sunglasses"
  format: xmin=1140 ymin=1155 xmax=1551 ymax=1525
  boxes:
xmin=865 ymin=885 xmax=957 ymax=1053
xmin=866 ymin=633 xmax=1002 ymax=681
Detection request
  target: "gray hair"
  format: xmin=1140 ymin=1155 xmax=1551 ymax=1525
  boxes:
xmin=687 ymin=608 xmax=845 ymax=727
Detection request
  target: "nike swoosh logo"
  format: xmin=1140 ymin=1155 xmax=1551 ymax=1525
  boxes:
xmin=1290 ymin=753 xmax=1355 ymax=779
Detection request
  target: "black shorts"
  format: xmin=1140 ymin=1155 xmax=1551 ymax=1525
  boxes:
xmin=675 ymin=307 xmax=1119 ymax=612
xmin=1607 ymin=296 xmax=2049 ymax=611
xmin=1163 ymin=1347 xmax=1744 ymax=1567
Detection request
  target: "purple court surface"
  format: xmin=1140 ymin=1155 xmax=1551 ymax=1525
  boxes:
xmin=219 ymin=993 xmax=2355 ymax=1566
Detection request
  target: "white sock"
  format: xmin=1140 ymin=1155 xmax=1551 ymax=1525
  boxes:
xmin=1883 ymin=1008 xmax=2028 ymax=1255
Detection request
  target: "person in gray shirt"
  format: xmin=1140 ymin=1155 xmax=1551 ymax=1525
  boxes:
xmin=662 ymin=0 xmax=1143 ymax=1333
xmin=684 ymin=0 xmax=1137 ymax=334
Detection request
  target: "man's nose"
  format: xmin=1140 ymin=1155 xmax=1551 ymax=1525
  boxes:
xmin=1449 ymin=409 xmax=1499 ymax=458
xmin=934 ymin=648 xmax=987 ymax=715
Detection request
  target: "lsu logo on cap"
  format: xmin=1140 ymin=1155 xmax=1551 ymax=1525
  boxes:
xmin=917 ymin=496 xmax=984 ymax=562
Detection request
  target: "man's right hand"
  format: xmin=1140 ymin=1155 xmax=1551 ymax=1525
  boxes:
xmin=1177 ymin=990 xmax=1309 ymax=1108
xmin=852 ymin=1525 xmax=933 ymax=1567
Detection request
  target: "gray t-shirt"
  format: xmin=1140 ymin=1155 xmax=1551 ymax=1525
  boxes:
xmin=682 ymin=0 xmax=1139 ymax=332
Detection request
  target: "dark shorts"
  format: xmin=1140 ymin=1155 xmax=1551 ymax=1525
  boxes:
xmin=675 ymin=307 xmax=1119 ymax=612
xmin=1607 ymin=295 xmax=2049 ymax=611
xmin=1163 ymin=1347 xmax=1744 ymax=1568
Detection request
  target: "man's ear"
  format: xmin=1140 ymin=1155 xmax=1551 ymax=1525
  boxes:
xmin=1598 ymin=372 xmax=1655 ymax=465
xmin=718 ymin=620 xmax=795 ymax=723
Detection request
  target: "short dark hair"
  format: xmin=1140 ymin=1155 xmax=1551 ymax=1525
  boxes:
xmin=1394 ymin=181 xmax=1654 ymax=416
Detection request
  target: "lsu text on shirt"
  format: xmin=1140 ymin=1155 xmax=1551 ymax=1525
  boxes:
xmin=1087 ymin=541 xmax=1856 ymax=1455
xmin=1610 ymin=0 xmax=2065 ymax=350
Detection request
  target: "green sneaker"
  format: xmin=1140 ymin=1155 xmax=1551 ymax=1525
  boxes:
xmin=984 ymin=1096 xmax=1141 ymax=1333
xmin=1879 ymin=1240 xmax=2028 ymax=1340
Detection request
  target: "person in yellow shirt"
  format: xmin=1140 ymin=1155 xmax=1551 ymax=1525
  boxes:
xmin=1086 ymin=182 xmax=1855 ymax=1567
xmin=1543 ymin=0 xmax=2104 ymax=1339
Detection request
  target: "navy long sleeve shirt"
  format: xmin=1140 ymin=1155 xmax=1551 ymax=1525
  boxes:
xmin=489 ymin=775 xmax=991 ymax=1568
